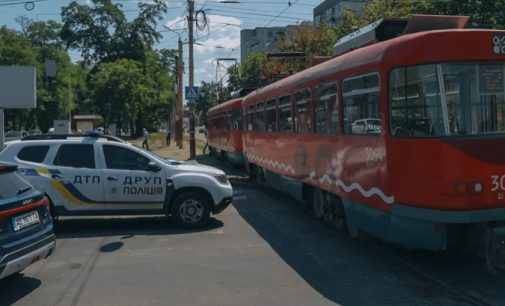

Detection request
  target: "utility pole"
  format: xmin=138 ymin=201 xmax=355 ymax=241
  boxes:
xmin=188 ymin=0 xmax=196 ymax=159
xmin=176 ymin=37 xmax=184 ymax=149
xmin=215 ymin=58 xmax=238 ymax=101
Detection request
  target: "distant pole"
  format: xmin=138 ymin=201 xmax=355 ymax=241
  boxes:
xmin=188 ymin=0 xmax=196 ymax=159
xmin=177 ymin=37 xmax=184 ymax=149
xmin=68 ymin=79 xmax=72 ymax=132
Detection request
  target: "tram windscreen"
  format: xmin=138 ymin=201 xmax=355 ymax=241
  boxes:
xmin=390 ymin=62 xmax=505 ymax=137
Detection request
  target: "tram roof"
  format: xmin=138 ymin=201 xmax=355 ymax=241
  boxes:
xmin=243 ymin=29 xmax=505 ymax=105
xmin=208 ymin=98 xmax=243 ymax=115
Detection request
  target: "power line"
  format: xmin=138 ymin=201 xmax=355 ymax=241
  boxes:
xmin=206 ymin=8 xmax=307 ymax=21
xmin=0 ymin=0 xmax=47 ymax=8
xmin=203 ymin=4 xmax=312 ymax=17
xmin=264 ymin=0 xmax=301 ymax=27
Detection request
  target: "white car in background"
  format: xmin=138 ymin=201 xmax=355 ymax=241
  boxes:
xmin=351 ymin=118 xmax=382 ymax=134
xmin=0 ymin=134 xmax=233 ymax=228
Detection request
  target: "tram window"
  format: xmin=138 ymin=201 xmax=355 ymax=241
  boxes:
xmin=255 ymin=102 xmax=265 ymax=132
xmin=294 ymin=90 xmax=312 ymax=133
xmin=343 ymin=73 xmax=381 ymax=135
xmin=278 ymin=96 xmax=293 ymax=132
xmin=265 ymin=99 xmax=277 ymax=132
xmin=315 ymin=83 xmax=338 ymax=134
xmin=391 ymin=62 xmax=505 ymax=137
xmin=389 ymin=65 xmax=447 ymax=137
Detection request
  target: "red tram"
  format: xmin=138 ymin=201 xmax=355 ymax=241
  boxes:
xmin=243 ymin=28 xmax=505 ymax=266
xmin=209 ymin=17 xmax=505 ymax=271
xmin=207 ymin=98 xmax=244 ymax=165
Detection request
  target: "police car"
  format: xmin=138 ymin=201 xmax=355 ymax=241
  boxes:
xmin=0 ymin=134 xmax=233 ymax=228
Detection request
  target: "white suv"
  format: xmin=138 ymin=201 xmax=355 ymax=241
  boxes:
xmin=0 ymin=134 xmax=233 ymax=228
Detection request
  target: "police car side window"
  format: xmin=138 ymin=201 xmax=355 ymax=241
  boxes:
xmin=103 ymin=145 xmax=150 ymax=171
xmin=54 ymin=144 xmax=95 ymax=168
xmin=18 ymin=145 xmax=49 ymax=163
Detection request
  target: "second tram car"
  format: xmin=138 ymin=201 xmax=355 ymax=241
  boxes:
xmin=241 ymin=27 xmax=505 ymax=270
xmin=207 ymin=98 xmax=244 ymax=165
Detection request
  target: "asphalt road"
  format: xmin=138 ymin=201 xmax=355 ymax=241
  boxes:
xmin=1 ymin=158 xmax=505 ymax=306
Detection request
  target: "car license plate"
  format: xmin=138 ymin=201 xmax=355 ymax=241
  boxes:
xmin=12 ymin=211 xmax=40 ymax=231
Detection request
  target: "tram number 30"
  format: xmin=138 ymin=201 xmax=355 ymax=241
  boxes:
xmin=491 ymin=175 xmax=505 ymax=200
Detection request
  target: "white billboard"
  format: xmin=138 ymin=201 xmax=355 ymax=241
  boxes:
xmin=0 ymin=66 xmax=36 ymax=109
xmin=54 ymin=120 xmax=71 ymax=134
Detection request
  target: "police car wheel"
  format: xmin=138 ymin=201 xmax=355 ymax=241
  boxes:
xmin=171 ymin=191 xmax=211 ymax=228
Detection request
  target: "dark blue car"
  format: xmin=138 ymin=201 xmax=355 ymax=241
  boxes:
xmin=0 ymin=163 xmax=55 ymax=279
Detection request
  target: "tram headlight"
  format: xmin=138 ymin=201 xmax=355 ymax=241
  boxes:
xmin=453 ymin=181 xmax=483 ymax=194
xmin=472 ymin=182 xmax=483 ymax=193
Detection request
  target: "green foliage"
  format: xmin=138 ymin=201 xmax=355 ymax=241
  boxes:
xmin=89 ymin=53 xmax=174 ymax=135
xmin=61 ymin=0 xmax=168 ymax=64
xmin=227 ymin=52 xmax=271 ymax=94
xmin=337 ymin=0 xmax=505 ymax=39
xmin=278 ymin=24 xmax=337 ymax=66
xmin=0 ymin=1 xmax=175 ymax=135
xmin=224 ymin=0 xmax=505 ymax=98
xmin=0 ymin=22 xmax=78 ymax=132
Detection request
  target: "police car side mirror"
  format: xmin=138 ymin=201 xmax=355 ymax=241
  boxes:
xmin=146 ymin=161 xmax=161 ymax=172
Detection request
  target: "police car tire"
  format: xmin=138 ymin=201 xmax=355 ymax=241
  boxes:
xmin=171 ymin=191 xmax=211 ymax=228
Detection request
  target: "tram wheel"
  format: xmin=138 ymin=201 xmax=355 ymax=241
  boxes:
xmin=323 ymin=193 xmax=346 ymax=231
xmin=312 ymin=189 xmax=324 ymax=219
xmin=485 ymin=227 xmax=505 ymax=275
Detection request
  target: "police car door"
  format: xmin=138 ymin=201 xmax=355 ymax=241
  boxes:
xmin=101 ymin=144 xmax=166 ymax=209
xmin=51 ymin=143 xmax=105 ymax=210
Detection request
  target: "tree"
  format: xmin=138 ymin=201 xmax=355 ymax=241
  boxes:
xmin=278 ymin=24 xmax=336 ymax=70
xmin=61 ymin=0 xmax=174 ymax=135
xmin=0 ymin=22 xmax=82 ymax=132
xmin=90 ymin=55 xmax=174 ymax=136
xmin=61 ymin=0 xmax=168 ymax=64
xmin=189 ymin=81 xmax=223 ymax=125
xmin=226 ymin=52 xmax=276 ymax=95
xmin=21 ymin=19 xmax=80 ymax=132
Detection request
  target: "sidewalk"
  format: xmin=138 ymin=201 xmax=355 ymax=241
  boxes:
xmin=132 ymin=135 xmax=205 ymax=160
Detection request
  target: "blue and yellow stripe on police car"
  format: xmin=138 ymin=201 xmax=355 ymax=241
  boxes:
xmin=21 ymin=167 xmax=61 ymax=178
xmin=22 ymin=167 xmax=97 ymax=205
xmin=50 ymin=180 xmax=89 ymax=205
xmin=53 ymin=181 xmax=99 ymax=205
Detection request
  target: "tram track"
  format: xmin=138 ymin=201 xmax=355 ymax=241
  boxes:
xmin=200 ymin=155 xmax=500 ymax=305
xmin=376 ymin=245 xmax=494 ymax=306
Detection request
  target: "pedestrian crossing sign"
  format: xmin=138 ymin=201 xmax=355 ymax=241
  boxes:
xmin=185 ymin=86 xmax=200 ymax=101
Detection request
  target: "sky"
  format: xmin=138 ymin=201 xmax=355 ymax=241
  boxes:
xmin=0 ymin=0 xmax=322 ymax=85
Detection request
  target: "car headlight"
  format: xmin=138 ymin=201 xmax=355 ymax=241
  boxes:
xmin=214 ymin=174 xmax=229 ymax=185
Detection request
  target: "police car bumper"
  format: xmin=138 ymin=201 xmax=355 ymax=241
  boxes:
xmin=0 ymin=233 xmax=55 ymax=279
xmin=213 ymin=196 xmax=232 ymax=214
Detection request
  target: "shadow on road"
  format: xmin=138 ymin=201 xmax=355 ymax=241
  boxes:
xmin=55 ymin=216 xmax=224 ymax=239
xmin=0 ymin=274 xmax=41 ymax=306
xmin=232 ymin=183 xmax=505 ymax=306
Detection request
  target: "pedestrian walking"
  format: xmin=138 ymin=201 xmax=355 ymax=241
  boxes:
xmin=142 ymin=128 xmax=150 ymax=151
xmin=166 ymin=129 xmax=171 ymax=146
